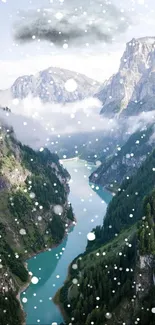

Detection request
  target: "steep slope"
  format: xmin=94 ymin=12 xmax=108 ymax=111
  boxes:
xmin=91 ymin=148 xmax=155 ymax=247
xmin=0 ymin=123 xmax=74 ymax=325
xmin=89 ymin=125 xmax=154 ymax=189
xmin=96 ymin=37 xmax=155 ymax=117
xmin=10 ymin=67 xmax=100 ymax=103
xmin=55 ymin=150 xmax=155 ymax=325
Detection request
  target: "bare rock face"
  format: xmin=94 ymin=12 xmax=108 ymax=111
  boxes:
xmin=89 ymin=125 xmax=154 ymax=188
xmin=96 ymin=37 xmax=155 ymax=116
xmin=10 ymin=67 xmax=100 ymax=103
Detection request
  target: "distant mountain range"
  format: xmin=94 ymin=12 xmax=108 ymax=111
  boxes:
xmin=7 ymin=67 xmax=100 ymax=103
xmin=96 ymin=37 xmax=155 ymax=117
xmin=2 ymin=37 xmax=155 ymax=119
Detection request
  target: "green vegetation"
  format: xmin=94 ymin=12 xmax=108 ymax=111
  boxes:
xmin=0 ymin=291 xmax=24 ymax=325
xmin=56 ymin=150 xmax=155 ymax=325
xmin=0 ymin=126 xmax=73 ymax=325
xmin=19 ymin=144 xmax=69 ymax=180
xmin=88 ymin=148 xmax=155 ymax=250
xmin=138 ymin=190 xmax=155 ymax=255
xmin=66 ymin=204 xmax=74 ymax=221
xmin=9 ymin=190 xmax=33 ymax=218
xmin=58 ymin=226 xmax=138 ymax=324
xmin=48 ymin=214 xmax=65 ymax=243
xmin=57 ymin=192 xmax=155 ymax=324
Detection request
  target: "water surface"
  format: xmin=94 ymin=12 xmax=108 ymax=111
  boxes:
xmin=21 ymin=159 xmax=112 ymax=325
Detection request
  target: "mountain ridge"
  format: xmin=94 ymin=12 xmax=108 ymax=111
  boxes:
xmin=3 ymin=66 xmax=100 ymax=105
xmin=96 ymin=36 xmax=155 ymax=117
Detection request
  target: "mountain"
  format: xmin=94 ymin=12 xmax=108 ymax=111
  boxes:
xmin=55 ymin=146 xmax=155 ymax=325
xmin=9 ymin=67 xmax=100 ymax=103
xmin=96 ymin=37 xmax=155 ymax=117
xmin=89 ymin=124 xmax=155 ymax=189
xmin=0 ymin=122 xmax=74 ymax=325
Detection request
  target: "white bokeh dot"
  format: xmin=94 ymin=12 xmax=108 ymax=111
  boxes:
xmin=87 ymin=232 xmax=96 ymax=241
xmin=65 ymin=79 xmax=77 ymax=92
xmin=31 ymin=276 xmax=39 ymax=284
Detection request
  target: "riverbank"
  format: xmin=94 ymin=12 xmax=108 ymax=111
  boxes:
xmin=52 ymin=185 xmax=113 ymax=322
xmin=16 ymin=262 xmax=31 ymax=325
xmin=53 ymin=252 xmax=75 ymax=324
xmin=89 ymin=181 xmax=116 ymax=197
xmin=61 ymin=157 xmax=85 ymax=163
xmin=61 ymin=157 xmax=95 ymax=166
xmin=17 ymin=216 xmax=76 ymax=325
xmin=53 ymin=289 xmax=70 ymax=324
xmin=21 ymin=159 xmax=112 ymax=325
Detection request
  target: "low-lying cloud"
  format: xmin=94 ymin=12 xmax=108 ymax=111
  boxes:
xmin=127 ymin=110 xmax=155 ymax=134
xmin=0 ymin=94 xmax=155 ymax=151
xmin=10 ymin=95 xmax=118 ymax=134
xmin=14 ymin=1 xmax=130 ymax=46
xmin=0 ymin=95 xmax=118 ymax=149
xmin=0 ymin=109 xmax=49 ymax=149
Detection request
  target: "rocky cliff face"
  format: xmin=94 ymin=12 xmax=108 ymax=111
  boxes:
xmin=10 ymin=67 xmax=100 ymax=103
xmin=96 ymin=37 xmax=155 ymax=116
xmin=89 ymin=125 xmax=154 ymax=188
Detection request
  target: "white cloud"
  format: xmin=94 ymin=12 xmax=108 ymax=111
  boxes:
xmin=0 ymin=94 xmax=119 ymax=150
xmin=127 ymin=110 xmax=155 ymax=134
xmin=9 ymin=95 xmax=118 ymax=134
xmin=1 ymin=93 xmax=155 ymax=152
xmin=0 ymin=109 xmax=48 ymax=149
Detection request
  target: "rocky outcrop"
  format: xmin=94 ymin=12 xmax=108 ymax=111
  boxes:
xmin=89 ymin=125 xmax=154 ymax=188
xmin=136 ymin=255 xmax=154 ymax=299
xmin=96 ymin=37 xmax=155 ymax=117
xmin=10 ymin=67 xmax=100 ymax=103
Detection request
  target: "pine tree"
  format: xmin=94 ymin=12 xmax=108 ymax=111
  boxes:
xmin=139 ymin=227 xmax=145 ymax=254
xmin=149 ymin=228 xmax=155 ymax=253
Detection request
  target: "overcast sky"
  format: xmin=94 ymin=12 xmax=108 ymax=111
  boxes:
xmin=0 ymin=0 xmax=155 ymax=88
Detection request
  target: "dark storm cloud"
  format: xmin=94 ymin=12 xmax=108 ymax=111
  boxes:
xmin=15 ymin=18 xmax=111 ymax=44
xmin=13 ymin=1 xmax=130 ymax=46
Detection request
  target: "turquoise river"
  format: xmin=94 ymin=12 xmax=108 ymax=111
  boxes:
xmin=21 ymin=159 xmax=112 ymax=325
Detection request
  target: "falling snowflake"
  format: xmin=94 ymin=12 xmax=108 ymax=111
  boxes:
xmin=12 ymin=98 xmax=19 ymax=105
xmin=29 ymin=192 xmax=35 ymax=199
xmin=31 ymin=276 xmax=39 ymax=284
xmin=65 ymin=79 xmax=77 ymax=92
xmin=19 ymin=229 xmax=27 ymax=235
xmin=53 ymin=205 xmax=63 ymax=215
xmin=55 ymin=12 xmax=63 ymax=20
xmin=87 ymin=232 xmax=96 ymax=241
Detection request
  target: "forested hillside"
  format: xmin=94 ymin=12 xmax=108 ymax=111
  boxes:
xmin=89 ymin=147 xmax=155 ymax=249
xmin=56 ymin=148 xmax=155 ymax=325
xmin=0 ymin=123 xmax=74 ymax=325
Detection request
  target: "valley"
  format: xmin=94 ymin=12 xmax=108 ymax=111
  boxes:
xmin=1 ymin=33 xmax=155 ymax=325
xmin=21 ymin=159 xmax=112 ymax=325
xmin=55 ymin=150 xmax=155 ymax=325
